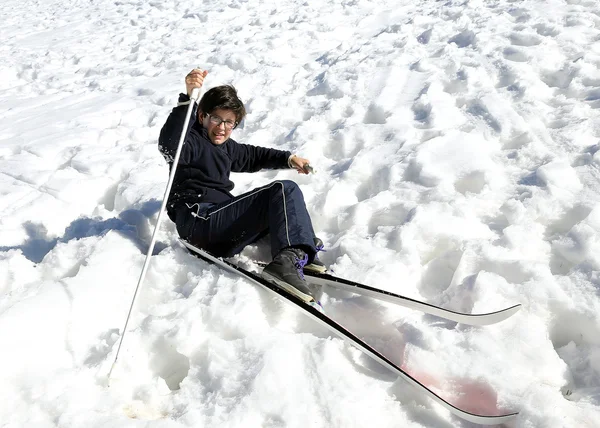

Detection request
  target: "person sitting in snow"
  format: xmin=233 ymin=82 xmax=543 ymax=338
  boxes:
xmin=158 ymin=69 xmax=325 ymax=308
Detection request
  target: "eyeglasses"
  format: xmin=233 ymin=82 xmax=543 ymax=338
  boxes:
xmin=207 ymin=114 xmax=237 ymax=130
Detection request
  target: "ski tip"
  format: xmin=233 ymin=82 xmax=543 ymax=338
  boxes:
xmin=469 ymin=303 xmax=522 ymax=326
xmin=497 ymin=303 xmax=522 ymax=318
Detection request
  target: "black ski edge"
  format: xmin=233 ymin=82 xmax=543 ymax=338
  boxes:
xmin=179 ymin=239 xmax=519 ymax=425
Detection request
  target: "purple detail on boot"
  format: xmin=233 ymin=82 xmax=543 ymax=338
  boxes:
xmin=294 ymin=253 xmax=308 ymax=280
xmin=314 ymin=243 xmax=326 ymax=266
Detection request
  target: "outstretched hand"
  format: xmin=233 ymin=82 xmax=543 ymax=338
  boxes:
xmin=289 ymin=155 xmax=313 ymax=174
xmin=185 ymin=69 xmax=208 ymax=97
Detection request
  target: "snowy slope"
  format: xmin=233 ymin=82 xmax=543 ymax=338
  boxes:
xmin=1 ymin=0 xmax=600 ymax=426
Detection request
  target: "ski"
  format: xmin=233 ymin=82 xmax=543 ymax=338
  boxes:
xmin=179 ymin=239 xmax=519 ymax=425
xmin=255 ymin=263 xmax=521 ymax=326
xmin=302 ymin=270 xmax=521 ymax=326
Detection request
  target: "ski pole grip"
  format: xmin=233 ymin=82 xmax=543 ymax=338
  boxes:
xmin=190 ymin=87 xmax=201 ymax=101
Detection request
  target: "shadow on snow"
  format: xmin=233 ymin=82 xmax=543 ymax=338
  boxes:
xmin=0 ymin=199 xmax=162 ymax=263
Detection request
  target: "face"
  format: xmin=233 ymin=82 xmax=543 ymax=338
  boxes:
xmin=201 ymin=108 xmax=237 ymax=145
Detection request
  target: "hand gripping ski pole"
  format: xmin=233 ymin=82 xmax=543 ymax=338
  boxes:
xmin=108 ymin=87 xmax=202 ymax=382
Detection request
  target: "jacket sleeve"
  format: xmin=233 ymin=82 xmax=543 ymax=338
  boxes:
xmin=158 ymin=93 xmax=198 ymax=166
xmin=229 ymin=140 xmax=292 ymax=172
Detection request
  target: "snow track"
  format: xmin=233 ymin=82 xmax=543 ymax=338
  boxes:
xmin=1 ymin=0 xmax=600 ymax=426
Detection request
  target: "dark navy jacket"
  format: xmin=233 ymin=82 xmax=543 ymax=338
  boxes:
xmin=158 ymin=94 xmax=292 ymax=221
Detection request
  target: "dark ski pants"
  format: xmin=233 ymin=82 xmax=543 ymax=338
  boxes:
xmin=175 ymin=180 xmax=317 ymax=261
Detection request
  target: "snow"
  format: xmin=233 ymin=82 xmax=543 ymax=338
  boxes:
xmin=1 ymin=0 xmax=600 ymax=426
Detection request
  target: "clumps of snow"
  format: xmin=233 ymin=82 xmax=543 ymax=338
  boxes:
xmin=2 ymin=0 xmax=600 ymax=426
xmin=405 ymin=130 xmax=504 ymax=196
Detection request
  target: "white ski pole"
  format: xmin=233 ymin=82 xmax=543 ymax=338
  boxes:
xmin=108 ymin=86 xmax=202 ymax=383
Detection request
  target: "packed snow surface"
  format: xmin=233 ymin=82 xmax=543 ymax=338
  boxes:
xmin=2 ymin=0 xmax=600 ymax=426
